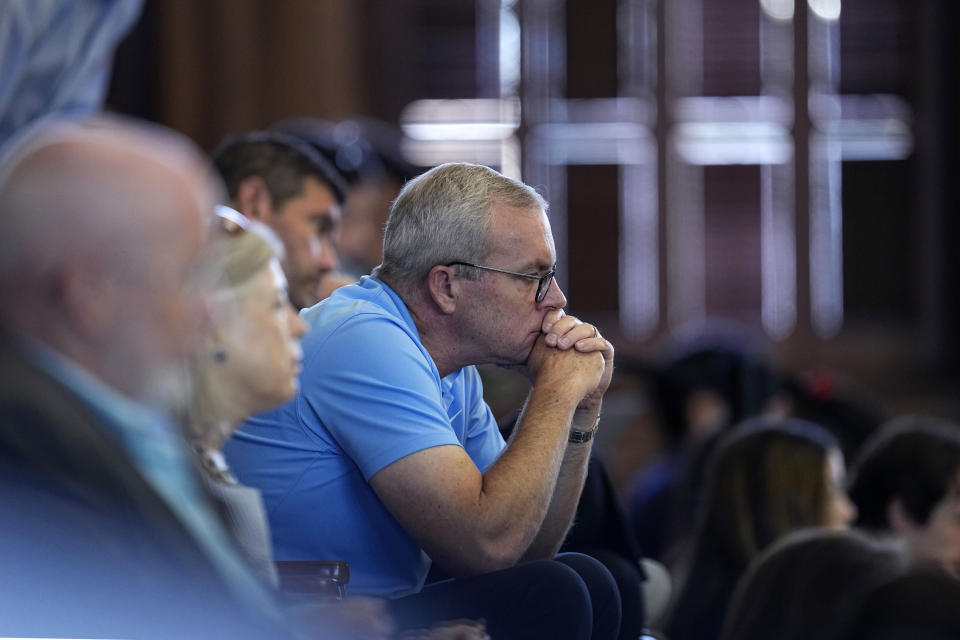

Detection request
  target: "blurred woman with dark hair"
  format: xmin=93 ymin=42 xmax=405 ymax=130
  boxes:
xmin=843 ymin=565 xmax=960 ymax=640
xmin=720 ymin=528 xmax=907 ymax=640
xmin=722 ymin=526 xmax=960 ymax=640
xmin=663 ymin=418 xmax=856 ymax=640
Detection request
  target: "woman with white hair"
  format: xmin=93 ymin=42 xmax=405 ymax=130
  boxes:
xmin=188 ymin=212 xmax=486 ymax=639
xmin=186 ymin=212 xmax=307 ymax=586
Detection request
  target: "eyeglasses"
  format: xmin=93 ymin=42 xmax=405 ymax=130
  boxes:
xmin=215 ymin=205 xmax=251 ymax=235
xmin=447 ymin=261 xmax=557 ymax=303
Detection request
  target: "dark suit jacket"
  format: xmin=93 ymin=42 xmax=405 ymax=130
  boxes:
xmin=0 ymin=334 xmax=287 ymax=639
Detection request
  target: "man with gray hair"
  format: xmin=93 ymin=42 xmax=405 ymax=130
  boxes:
xmin=0 ymin=117 xmax=286 ymax=639
xmin=226 ymin=162 xmax=621 ymax=639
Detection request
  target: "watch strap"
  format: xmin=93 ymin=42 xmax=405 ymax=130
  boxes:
xmin=568 ymin=413 xmax=601 ymax=444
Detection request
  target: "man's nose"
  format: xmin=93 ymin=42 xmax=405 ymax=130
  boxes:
xmin=539 ymin=276 xmax=567 ymax=310
xmin=315 ymin=236 xmax=339 ymax=272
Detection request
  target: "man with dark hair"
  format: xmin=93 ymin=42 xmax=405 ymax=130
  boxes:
xmin=847 ymin=415 xmax=960 ymax=577
xmin=212 ymin=131 xmax=349 ymax=309
xmin=270 ymin=117 xmax=424 ymax=278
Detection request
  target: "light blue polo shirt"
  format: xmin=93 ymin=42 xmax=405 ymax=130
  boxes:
xmin=225 ymin=276 xmax=506 ymax=598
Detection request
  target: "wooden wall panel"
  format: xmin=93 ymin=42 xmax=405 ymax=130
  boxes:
xmin=150 ymin=0 xmax=367 ymax=151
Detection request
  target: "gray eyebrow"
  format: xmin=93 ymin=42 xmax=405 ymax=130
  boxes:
xmin=519 ymin=261 xmax=556 ymax=275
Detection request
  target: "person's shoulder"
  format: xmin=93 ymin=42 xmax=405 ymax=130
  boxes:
xmin=0 ymin=340 xmax=116 ymax=466
xmin=301 ymin=277 xmax=421 ymax=353
xmin=306 ymin=277 xmax=404 ymax=326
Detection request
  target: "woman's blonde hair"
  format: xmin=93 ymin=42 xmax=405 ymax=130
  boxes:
xmin=202 ymin=222 xmax=279 ymax=292
xmin=185 ymin=224 xmax=279 ymax=444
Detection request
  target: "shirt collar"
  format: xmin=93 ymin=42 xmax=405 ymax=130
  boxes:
xmin=15 ymin=334 xmax=176 ymax=441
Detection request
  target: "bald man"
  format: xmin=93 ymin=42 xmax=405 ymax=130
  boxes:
xmin=0 ymin=117 xmax=287 ymax=639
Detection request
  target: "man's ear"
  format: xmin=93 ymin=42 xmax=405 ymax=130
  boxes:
xmin=888 ymin=497 xmax=918 ymax=533
xmin=57 ymin=256 xmax=116 ymax=339
xmin=426 ymin=265 xmax=458 ymax=315
xmin=234 ymin=176 xmax=275 ymax=222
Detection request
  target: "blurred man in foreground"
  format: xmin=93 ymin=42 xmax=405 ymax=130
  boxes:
xmin=0 ymin=116 xmax=286 ymax=639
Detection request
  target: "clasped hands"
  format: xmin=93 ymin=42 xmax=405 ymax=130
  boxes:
xmin=526 ymin=309 xmax=614 ymax=412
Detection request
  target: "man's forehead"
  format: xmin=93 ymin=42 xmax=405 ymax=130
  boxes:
xmin=297 ymin=176 xmax=342 ymax=220
xmin=488 ymin=203 xmax=555 ymax=266
xmin=302 ymin=175 xmax=339 ymax=202
xmin=29 ymin=134 xmax=214 ymax=228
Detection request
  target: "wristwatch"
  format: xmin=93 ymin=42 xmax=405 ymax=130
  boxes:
xmin=568 ymin=414 xmax=601 ymax=444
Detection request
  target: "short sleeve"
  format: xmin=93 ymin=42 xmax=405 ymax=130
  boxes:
xmin=298 ymin=313 xmax=462 ymax=479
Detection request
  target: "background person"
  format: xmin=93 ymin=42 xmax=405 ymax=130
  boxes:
xmin=847 ymin=415 xmax=960 ymax=578
xmin=842 ymin=565 xmax=960 ymax=640
xmin=627 ymin=334 xmax=785 ymax=565
xmin=212 ymin=131 xmax=349 ymax=310
xmin=270 ymin=116 xmax=424 ymax=278
xmin=720 ymin=528 xmax=907 ymax=640
xmin=663 ymin=418 xmax=856 ymax=640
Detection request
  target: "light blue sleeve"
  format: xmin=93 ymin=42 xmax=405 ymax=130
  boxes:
xmin=298 ymin=313 xmax=463 ymax=480
xmin=460 ymin=366 xmax=506 ymax=472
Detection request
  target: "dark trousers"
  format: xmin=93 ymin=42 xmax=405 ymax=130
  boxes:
xmin=580 ymin=549 xmax=646 ymax=640
xmin=387 ymin=552 xmax=622 ymax=640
